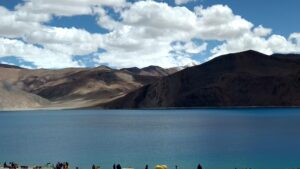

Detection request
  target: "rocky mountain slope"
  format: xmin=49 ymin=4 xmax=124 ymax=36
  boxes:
xmin=0 ymin=65 xmax=174 ymax=110
xmin=101 ymin=50 xmax=300 ymax=108
xmin=121 ymin=65 xmax=178 ymax=76
xmin=0 ymin=81 xmax=49 ymax=110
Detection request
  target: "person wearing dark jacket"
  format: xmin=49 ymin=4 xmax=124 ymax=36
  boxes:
xmin=197 ymin=164 xmax=202 ymax=169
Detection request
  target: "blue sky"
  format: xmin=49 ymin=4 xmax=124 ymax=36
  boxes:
xmin=0 ymin=0 xmax=300 ymax=69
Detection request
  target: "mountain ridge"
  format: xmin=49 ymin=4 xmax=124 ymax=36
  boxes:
xmin=100 ymin=50 xmax=300 ymax=108
xmin=2 ymin=50 xmax=300 ymax=110
xmin=0 ymin=64 xmax=176 ymax=110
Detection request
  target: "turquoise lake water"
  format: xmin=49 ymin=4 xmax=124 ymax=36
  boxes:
xmin=0 ymin=109 xmax=300 ymax=169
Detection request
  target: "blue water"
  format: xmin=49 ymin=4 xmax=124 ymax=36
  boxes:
xmin=0 ymin=109 xmax=300 ymax=169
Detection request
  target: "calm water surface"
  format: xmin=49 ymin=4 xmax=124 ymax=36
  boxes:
xmin=0 ymin=109 xmax=300 ymax=169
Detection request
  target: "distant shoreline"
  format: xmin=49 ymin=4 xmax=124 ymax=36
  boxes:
xmin=2 ymin=105 xmax=300 ymax=112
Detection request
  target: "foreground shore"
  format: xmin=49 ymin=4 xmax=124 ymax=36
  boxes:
xmin=0 ymin=162 xmax=203 ymax=169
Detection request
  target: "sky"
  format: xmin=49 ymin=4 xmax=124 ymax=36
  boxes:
xmin=0 ymin=0 xmax=300 ymax=69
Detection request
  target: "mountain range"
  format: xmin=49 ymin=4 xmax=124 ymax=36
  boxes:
xmin=1 ymin=50 xmax=300 ymax=110
xmin=0 ymin=64 xmax=175 ymax=110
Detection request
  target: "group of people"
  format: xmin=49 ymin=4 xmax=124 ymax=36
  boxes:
xmin=3 ymin=162 xmax=18 ymax=169
xmin=112 ymin=164 xmax=122 ymax=169
xmin=110 ymin=164 xmax=202 ymax=169
xmin=88 ymin=163 xmax=202 ymax=169
xmin=1 ymin=162 xmax=203 ymax=169
xmin=55 ymin=162 xmax=69 ymax=169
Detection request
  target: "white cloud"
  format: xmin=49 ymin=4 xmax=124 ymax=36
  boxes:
xmin=194 ymin=5 xmax=253 ymax=40
xmin=94 ymin=7 xmax=121 ymax=31
xmin=97 ymin=2 xmax=255 ymax=68
xmin=210 ymin=32 xmax=300 ymax=60
xmin=25 ymin=26 xmax=103 ymax=56
xmin=1 ymin=0 xmax=300 ymax=69
xmin=16 ymin=0 xmax=127 ymax=17
xmin=289 ymin=33 xmax=300 ymax=46
xmin=0 ymin=6 xmax=44 ymax=38
xmin=172 ymin=41 xmax=207 ymax=54
xmin=253 ymin=25 xmax=272 ymax=37
xmin=0 ymin=37 xmax=80 ymax=68
xmin=183 ymin=41 xmax=207 ymax=54
xmin=121 ymin=1 xmax=197 ymax=38
xmin=175 ymin=0 xmax=195 ymax=5
xmin=97 ymin=1 xmax=204 ymax=68
xmin=0 ymin=3 xmax=106 ymax=68
xmin=198 ymin=7 xmax=300 ymax=60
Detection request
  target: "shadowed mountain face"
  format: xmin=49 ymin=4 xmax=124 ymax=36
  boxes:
xmin=121 ymin=65 xmax=177 ymax=76
xmin=102 ymin=50 xmax=300 ymax=108
xmin=0 ymin=65 xmax=173 ymax=110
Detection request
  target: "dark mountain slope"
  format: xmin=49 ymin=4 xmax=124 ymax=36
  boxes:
xmin=121 ymin=65 xmax=176 ymax=76
xmin=101 ymin=50 xmax=300 ymax=108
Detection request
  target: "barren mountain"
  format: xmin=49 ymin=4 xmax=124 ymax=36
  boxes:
xmin=0 ymin=81 xmax=49 ymax=110
xmin=0 ymin=65 xmax=175 ymax=110
xmin=4 ymin=50 xmax=300 ymax=110
xmin=121 ymin=65 xmax=176 ymax=76
xmin=102 ymin=50 xmax=300 ymax=108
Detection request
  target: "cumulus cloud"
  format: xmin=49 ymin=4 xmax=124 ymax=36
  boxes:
xmin=96 ymin=2 xmax=255 ymax=68
xmin=289 ymin=33 xmax=300 ymax=46
xmin=0 ymin=37 xmax=79 ymax=68
xmin=121 ymin=1 xmax=197 ymax=38
xmin=1 ymin=0 xmax=300 ymax=69
xmin=194 ymin=5 xmax=253 ymax=40
xmin=25 ymin=27 xmax=103 ymax=56
xmin=0 ymin=1 xmax=109 ymax=68
xmin=253 ymin=25 xmax=272 ymax=37
xmin=172 ymin=41 xmax=207 ymax=54
xmin=94 ymin=7 xmax=121 ymax=31
xmin=15 ymin=0 xmax=126 ymax=17
xmin=96 ymin=1 xmax=205 ymax=68
xmin=210 ymin=33 xmax=300 ymax=60
xmin=0 ymin=6 xmax=44 ymax=38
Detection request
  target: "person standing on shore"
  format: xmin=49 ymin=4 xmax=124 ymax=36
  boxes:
xmin=145 ymin=164 xmax=148 ymax=169
xmin=197 ymin=164 xmax=202 ymax=169
xmin=113 ymin=164 xmax=116 ymax=169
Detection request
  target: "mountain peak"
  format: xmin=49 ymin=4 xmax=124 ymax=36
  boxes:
xmin=96 ymin=65 xmax=112 ymax=70
xmin=121 ymin=65 xmax=176 ymax=77
xmin=239 ymin=49 xmax=265 ymax=55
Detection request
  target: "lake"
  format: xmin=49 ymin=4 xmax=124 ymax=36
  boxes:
xmin=0 ymin=109 xmax=300 ymax=169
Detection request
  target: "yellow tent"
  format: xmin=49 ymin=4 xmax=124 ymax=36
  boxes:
xmin=155 ymin=165 xmax=168 ymax=169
